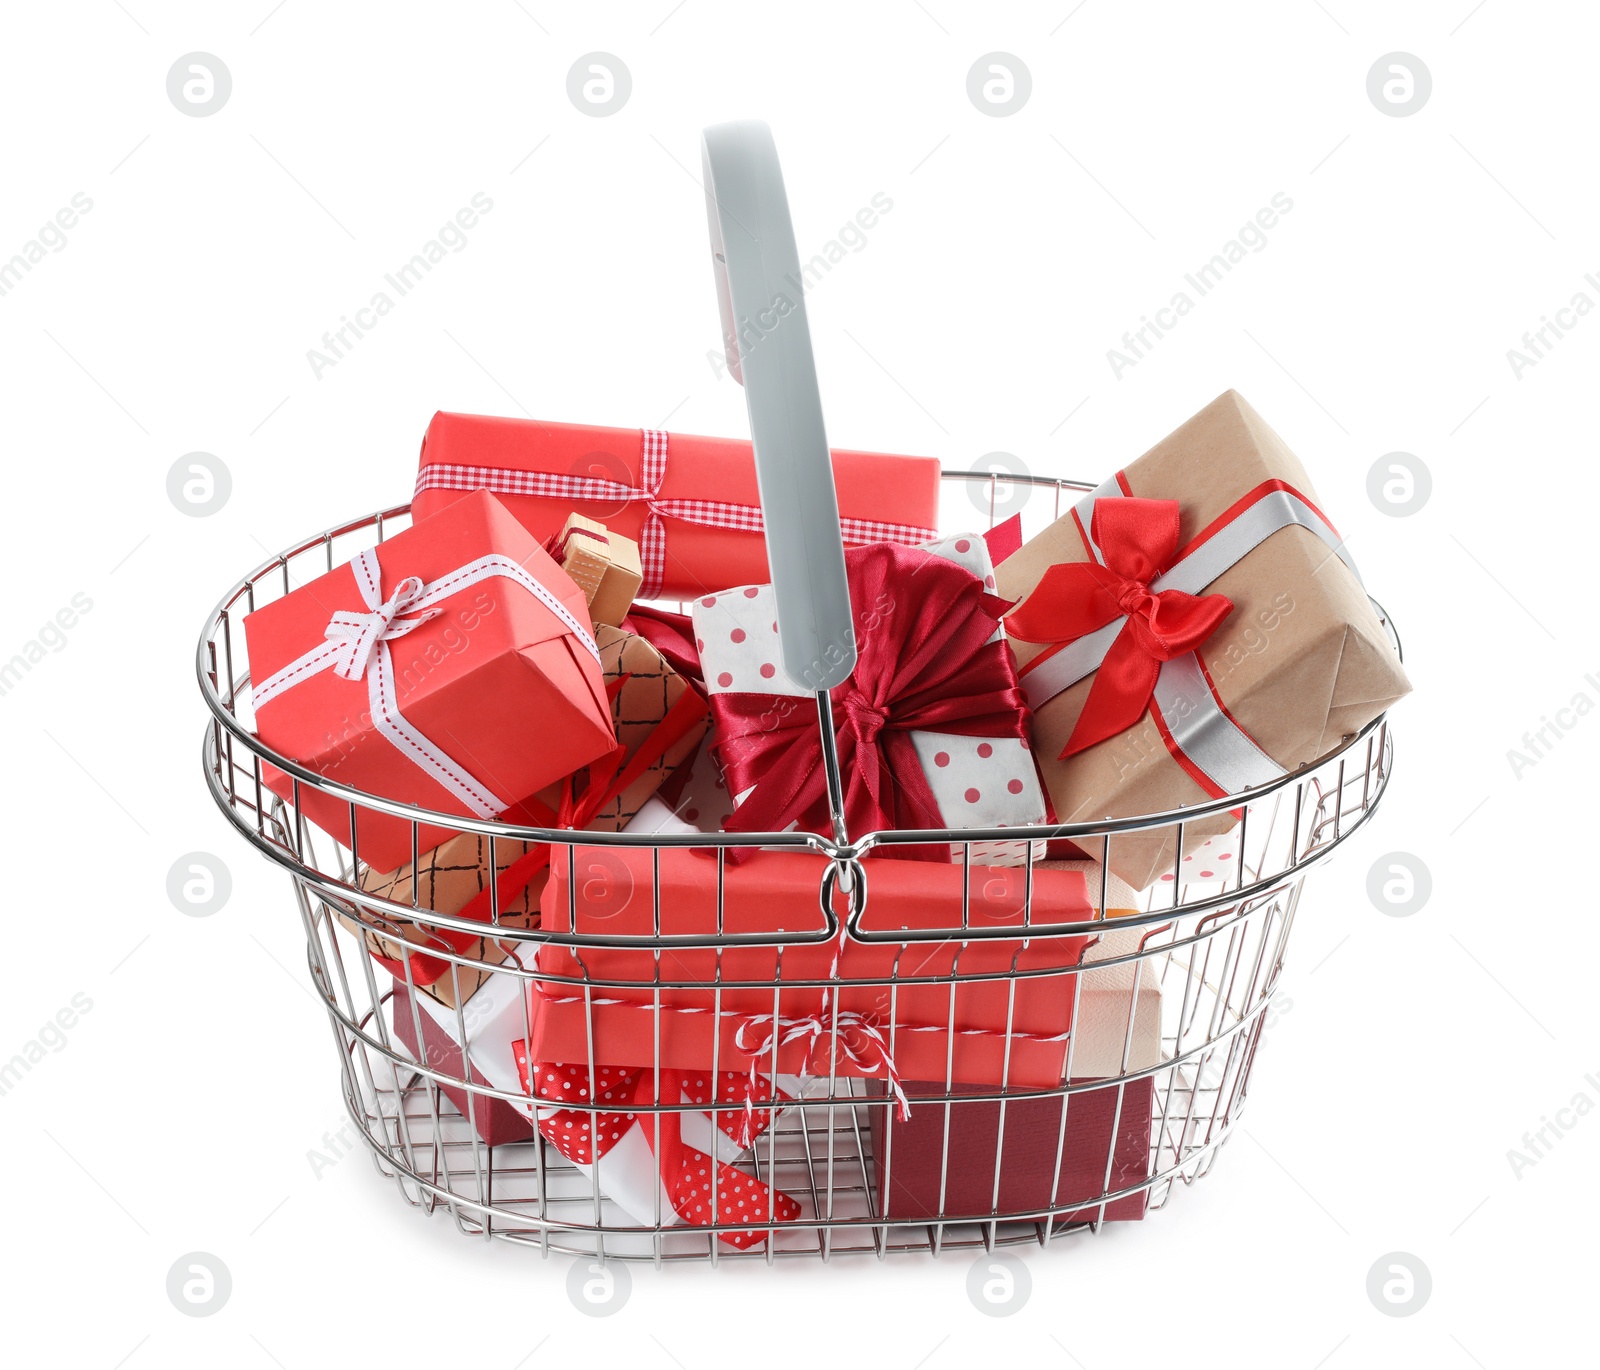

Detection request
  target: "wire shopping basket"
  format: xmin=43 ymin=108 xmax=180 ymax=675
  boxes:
xmin=196 ymin=124 xmax=1398 ymax=1263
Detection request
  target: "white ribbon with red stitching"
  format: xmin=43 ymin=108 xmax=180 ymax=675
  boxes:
xmin=252 ymin=546 xmax=600 ymax=817
xmin=1024 ymin=476 xmax=1361 ymax=796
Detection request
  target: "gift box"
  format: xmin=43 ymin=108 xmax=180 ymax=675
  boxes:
xmin=530 ymin=848 xmax=1095 ymax=1089
xmin=244 ymin=490 xmax=616 ymax=872
xmin=648 ymin=732 xmax=734 ymax=833
xmin=348 ymin=828 xmax=548 ymax=1009
xmin=347 ymin=623 xmax=705 ymax=1000
xmin=395 ymin=959 xmax=801 ymax=1245
xmin=412 ymin=414 xmax=943 ymax=602
xmin=512 ymin=1047 xmax=803 ymax=1248
xmin=551 ymin=514 xmax=642 ymax=628
xmin=995 ymin=391 xmax=1410 ymax=890
xmin=868 ymin=921 xmax=1163 ymax=1223
xmin=523 ymin=623 xmax=709 ymax=833
xmin=391 ymin=972 xmax=537 ymax=1148
xmin=693 ymin=533 xmax=1050 ymax=866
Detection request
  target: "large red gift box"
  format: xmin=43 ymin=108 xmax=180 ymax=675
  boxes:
xmin=244 ymin=489 xmax=615 ymax=872
xmin=529 ymin=849 xmax=1095 ymax=1088
xmin=412 ymin=414 xmax=943 ymax=602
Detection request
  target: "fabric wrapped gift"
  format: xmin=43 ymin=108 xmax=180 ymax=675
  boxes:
xmin=692 ymin=533 xmax=1050 ymax=866
xmin=549 ymin=514 xmax=642 ymax=628
xmin=868 ymin=916 xmax=1164 ymax=1223
xmin=995 ymin=391 xmax=1410 ymax=890
xmin=412 ymin=414 xmax=943 ymax=602
xmin=243 ymin=489 xmax=615 ymax=873
xmin=529 ymin=847 xmax=1096 ymax=1090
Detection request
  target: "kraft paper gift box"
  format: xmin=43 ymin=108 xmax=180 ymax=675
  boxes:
xmin=349 ymin=828 xmax=547 ymax=1010
xmin=522 ymin=623 xmax=709 ymax=833
xmin=550 ymin=514 xmax=642 ymax=628
xmin=394 ymin=963 xmax=803 ymax=1245
xmin=692 ymin=533 xmax=1050 ymax=866
xmin=868 ymin=916 xmax=1163 ymax=1224
xmin=995 ymin=391 xmax=1410 ymax=891
xmin=244 ymin=490 xmax=616 ymax=873
xmin=529 ymin=848 xmax=1095 ymax=1089
xmin=412 ymin=413 xmax=943 ymax=602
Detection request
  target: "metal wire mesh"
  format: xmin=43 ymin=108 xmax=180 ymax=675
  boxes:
xmin=197 ymin=473 xmax=1396 ymax=1262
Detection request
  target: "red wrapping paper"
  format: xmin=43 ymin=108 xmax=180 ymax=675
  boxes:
xmin=390 ymin=982 xmax=535 ymax=1148
xmin=867 ymin=1076 xmax=1152 ymax=1223
xmin=530 ymin=850 xmax=1095 ymax=1088
xmin=244 ymin=490 xmax=615 ymax=872
xmin=413 ymin=414 xmax=943 ymax=601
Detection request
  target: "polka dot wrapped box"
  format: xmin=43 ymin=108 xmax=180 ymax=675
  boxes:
xmin=691 ymin=531 xmax=1050 ymax=865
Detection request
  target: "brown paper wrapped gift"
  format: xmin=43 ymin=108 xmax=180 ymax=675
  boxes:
xmin=996 ymin=391 xmax=1409 ymax=890
xmin=349 ymin=831 xmax=547 ymax=1010
xmin=551 ymin=514 xmax=643 ymax=628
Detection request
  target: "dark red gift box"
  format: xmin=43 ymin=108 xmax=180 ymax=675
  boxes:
xmin=867 ymin=925 xmax=1163 ymax=1223
xmin=391 ymin=981 xmax=535 ymax=1149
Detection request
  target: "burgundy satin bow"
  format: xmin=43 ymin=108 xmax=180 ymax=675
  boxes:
xmin=1005 ymin=498 xmax=1233 ymax=758
xmin=711 ymin=542 xmax=1031 ymax=858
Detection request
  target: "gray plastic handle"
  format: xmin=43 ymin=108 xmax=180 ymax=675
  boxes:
xmin=701 ymin=121 xmax=856 ymax=691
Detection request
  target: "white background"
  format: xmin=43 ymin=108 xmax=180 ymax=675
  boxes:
xmin=1 ymin=1 xmax=1594 ymax=1365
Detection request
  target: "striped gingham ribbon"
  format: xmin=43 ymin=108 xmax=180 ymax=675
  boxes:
xmin=415 ymin=429 xmax=940 ymax=599
xmin=253 ymin=546 xmax=600 ymax=818
xmin=1022 ymin=475 xmax=1360 ymax=799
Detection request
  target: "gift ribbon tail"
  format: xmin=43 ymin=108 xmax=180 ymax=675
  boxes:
xmin=1059 ymin=625 xmax=1163 ymax=759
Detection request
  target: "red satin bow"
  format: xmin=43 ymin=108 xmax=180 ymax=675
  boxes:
xmin=512 ymin=1050 xmax=801 ymax=1248
xmin=1005 ymin=498 xmax=1233 ymax=758
xmin=711 ymin=541 xmax=1031 ymax=858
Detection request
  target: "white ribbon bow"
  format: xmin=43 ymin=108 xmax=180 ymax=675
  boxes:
xmin=325 ymin=574 xmax=440 ymax=682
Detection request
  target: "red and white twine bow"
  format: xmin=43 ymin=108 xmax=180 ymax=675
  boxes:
xmin=252 ymin=546 xmax=600 ymax=818
xmin=511 ymin=1051 xmax=801 ymax=1249
xmin=416 ymin=429 xmax=940 ymax=599
xmin=734 ymin=1007 xmax=911 ymax=1128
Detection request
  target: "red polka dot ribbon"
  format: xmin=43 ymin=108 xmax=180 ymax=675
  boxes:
xmin=512 ymin=1049 xmax=800 ymax=1248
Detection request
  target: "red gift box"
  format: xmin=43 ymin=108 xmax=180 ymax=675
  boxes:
xmin=530 ymin=849 xmax=1095 ymax=1089
xmin=867 ymin=1077 xmax=1153 ymax=1223
xmin=390 ymin=981 xmax=536 ymax=1148
xmin=412 ymin=415 xmax=943 ymax=602
xmin=244 ymin=489 xmax=615 ymax=872
xmin=867 ymin=924 xmax=1162 ymax=1222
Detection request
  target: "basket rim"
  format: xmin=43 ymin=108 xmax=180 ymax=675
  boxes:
xmin=195 ymin=495 xmax=1399 ymax=860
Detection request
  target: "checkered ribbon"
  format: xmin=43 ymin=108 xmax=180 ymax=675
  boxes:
xmin=415 ymin=429 xmax=940 ymax=599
